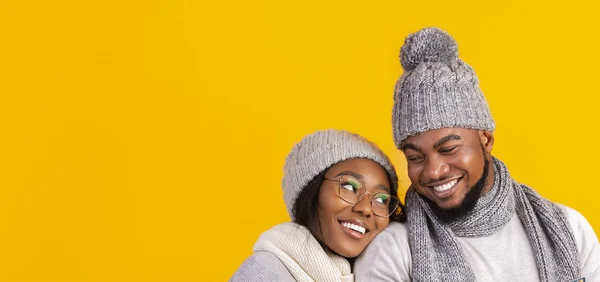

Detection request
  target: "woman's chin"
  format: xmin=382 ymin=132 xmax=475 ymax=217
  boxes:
xmin=326 ymin=244 xmax=362 ymax=258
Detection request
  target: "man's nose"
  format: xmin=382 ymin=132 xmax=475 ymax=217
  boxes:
xmin=423 ymin=157 xmax=450 ymax=182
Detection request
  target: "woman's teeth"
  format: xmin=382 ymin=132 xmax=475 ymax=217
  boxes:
xmin=341 ymin=221 xmax=366 ymax=234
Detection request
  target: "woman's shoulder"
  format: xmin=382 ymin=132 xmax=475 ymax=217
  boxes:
xmin=359 ymin=221 xmax=410 ymax=254
xmin=230 ymin=252 xmax=295 ymax=282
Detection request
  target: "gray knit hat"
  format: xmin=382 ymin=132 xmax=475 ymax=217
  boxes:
xmin=392 ymin=27 xmax=495 ymax=148
xmin=282 ymin=129 xmax=398 ymax=219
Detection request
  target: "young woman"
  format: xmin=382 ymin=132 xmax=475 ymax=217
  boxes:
xmin=230 ymin=129 xmax=405 ymax=281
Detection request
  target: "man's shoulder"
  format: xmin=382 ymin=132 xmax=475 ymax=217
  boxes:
xmin=365 ymin=221 xmax=411 ymax=254
xmin=355 ymin=222 xmax=412 ymax=281
xmin=554 ymin=204 xmax=600 ymax=280
xmin=375 ymin=222 xmax=410 ymax=243
xmin=554 ymin=204 xmax=592 ymax=230
xmin=516 ymin=182 xmax=592 ymax=231
xmin=383 ymin=221 xmax=409 ymax=234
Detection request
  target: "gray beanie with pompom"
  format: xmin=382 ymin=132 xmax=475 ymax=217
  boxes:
xmin=392 ymin=27 xmax=495 ymax=147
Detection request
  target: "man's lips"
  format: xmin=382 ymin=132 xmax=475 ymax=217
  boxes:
xmin=431 ymin=178 xmax=459 ymax=192
xmin=423 ymin=176 xmax=463 ymax=189
xmin=422 ymin=176 xmax=463 ymax=197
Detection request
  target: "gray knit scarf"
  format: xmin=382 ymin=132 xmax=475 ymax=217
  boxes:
xmin=406 ymin=157 xmax=580 ymax=281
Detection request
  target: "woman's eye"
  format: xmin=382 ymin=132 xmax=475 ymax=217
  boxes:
xmin=341 ymin=183 xmax=359 ymax=193
xmin=373 ymin=195 xmax=389 ymax=204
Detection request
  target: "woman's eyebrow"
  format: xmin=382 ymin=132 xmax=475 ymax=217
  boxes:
xmin=376 ymin=184 xmax=391 ymax=193
xmin=333 ymin=171 xmax=363 ymax=180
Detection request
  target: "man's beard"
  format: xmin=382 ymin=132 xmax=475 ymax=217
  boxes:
xmin=424 ymin=154 xmax=491 ymax=223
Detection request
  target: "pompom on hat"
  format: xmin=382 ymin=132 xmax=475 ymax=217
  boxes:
xmin=392 ymin=27 xmax=495 ymax=147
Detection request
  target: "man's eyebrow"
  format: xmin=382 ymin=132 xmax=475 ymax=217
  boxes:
xmin=433 ymin=134 xmax=461 ymax=149
xmin=401 ymin=143 xmax=420 ymax=152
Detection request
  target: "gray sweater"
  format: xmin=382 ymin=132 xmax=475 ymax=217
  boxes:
xmin=230 ymin=251 xmax=295 ymax=282
xmin=355 ymin=205 xmax=600 ymax=281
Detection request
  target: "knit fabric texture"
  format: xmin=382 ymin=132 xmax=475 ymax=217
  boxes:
xmin=251 ymin=222 xmax=354 ymax=282
xmin=283 ymin=129 xmax=398 ymax=218
xmin=229 ymin=252 xmax=295 ymax=282
xmin=392 ymin=27 xmax=495 ymax=147
xmin=406 ymin=157 xmax=580 ymax=282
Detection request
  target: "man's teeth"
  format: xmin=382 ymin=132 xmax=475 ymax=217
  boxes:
xmin=341 ymin=222 xmax=366 ymax=234
xmin=433 ymin=179 xmax=458 ymax=192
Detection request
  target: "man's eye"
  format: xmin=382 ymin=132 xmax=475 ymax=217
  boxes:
xmin=407 ymin=156 xmax=424 ymax=163
xmin=440 ymin=146 xmax=458 ymax=153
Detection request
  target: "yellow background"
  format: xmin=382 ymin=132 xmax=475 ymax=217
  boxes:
xmin=1 ymin=0 xmax=599 ymax=281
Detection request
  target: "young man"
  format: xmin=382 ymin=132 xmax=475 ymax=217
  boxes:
xmin=354 ymin=27 xmax=599 ymax=282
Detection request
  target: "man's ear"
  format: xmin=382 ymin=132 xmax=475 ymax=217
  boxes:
xmin=479 ymin=131 xmax=494 ymax=155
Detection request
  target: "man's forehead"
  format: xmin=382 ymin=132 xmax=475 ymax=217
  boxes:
xmin=402 ymin=128 xmax=477 ymax=147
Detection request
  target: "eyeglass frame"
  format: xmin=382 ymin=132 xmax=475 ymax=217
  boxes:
xmin=323 ymin=175 xmax=400 ymax=218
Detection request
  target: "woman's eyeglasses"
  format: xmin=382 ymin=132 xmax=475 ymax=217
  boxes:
xmin=324 ymin=174 xmax=400 ymax=217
